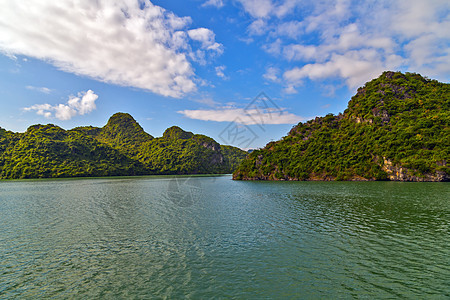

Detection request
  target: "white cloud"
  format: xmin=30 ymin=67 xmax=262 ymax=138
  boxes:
xmin=24 ymin=90 xmax=98 ymax=121
xmin=178 ymin=107 xmax=304 ymax=125
xmin=283 ymin=85 xmax=297 ymax=94
xmin=215 ymin=65 xmax=228 ymax=79
xmin=0 ymin=1 xmax=223 ymax=98
xmin=234 ymin=0 xmax=449 ymax=91
xmin=284 ymin=51 xmax=393 ymax=89
xmin=283 ymin=44 xmax=317 ymax=61
xmin=187 ymin=28 xmax=223 ymax=53
xmin=275 ymin=0 xmax=304 ymax=18
xmin=26 ymin=86 xmax=52 ymax=94
xmin=392 ymin=0 xmax=450 ymax=78
xmin=248 ymin=19 xmax=268 ymax=36
xmin=249 ymin=0 xmax=450 ymax=91
xmin=279 ymin=22 xmax=403 ymax=88
xmin=194 ymin=97 xmax=219 ymax=107
xmin=238 ymin=0 xmax=309 ymax=19
xmin=238 ymin=37 xmax=254 ymax=44
xmin=263 ymin=39 xmax=283 ymax=56
xmin=187 ymin=28 xmax=223 ymax=64
xmin=202 ymin=0 xmax=224 ymax=8
xmin=390 ymin=0 xmax=448 ymax=39
xmin=238 ymin=0 xmax=273 ymax=18
xmin=263 ymin=67 xmax=280 ymax=82
xmin=276 ymin=20 xmax=304 ymax=39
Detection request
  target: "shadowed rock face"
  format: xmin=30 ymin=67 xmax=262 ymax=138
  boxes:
xmin=233 ymin=71 xmax=449 ymax=182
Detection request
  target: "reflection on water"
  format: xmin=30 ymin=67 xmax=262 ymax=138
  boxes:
xmin=0 ymin=176 xmax=449 ymax=298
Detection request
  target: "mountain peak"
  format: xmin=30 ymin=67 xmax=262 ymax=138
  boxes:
xmin=345 ymin=71 xmax=439 ymax=120
xmin=106 ymin=112 xmax=137 ymax=126
xmin=163 ymin=126 xmax=194 ymax=140
xmin=99 ymin=112 xmax=153 ymax=147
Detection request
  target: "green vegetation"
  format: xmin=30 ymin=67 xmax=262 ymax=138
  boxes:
xmin=136 ymin=127 xmax=245 ymax=174
xmin=0 ymin=113 xmax=247 ymax=179
xmin=233 ymin=71 xmax=449 ymax=182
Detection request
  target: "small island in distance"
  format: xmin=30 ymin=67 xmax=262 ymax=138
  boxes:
xmin=233 ymin=71 xmax=449 ymax=182
xmin=0 ymin=113 xmax=247 ymax=179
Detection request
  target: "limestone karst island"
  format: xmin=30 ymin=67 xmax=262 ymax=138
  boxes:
xmin=1 ymin=71 xmax=448 ymax=182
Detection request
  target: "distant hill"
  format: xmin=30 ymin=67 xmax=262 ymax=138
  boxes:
xmin=0 ymin=113 xmax=247 ymax=179
xmin=233 ymin=71 xmax=449 ymax=182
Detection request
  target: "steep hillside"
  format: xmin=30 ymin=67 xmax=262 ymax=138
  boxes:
xmin=73 ymin=112 xmax=153 ymax=157
xmin=137 ymin=127 xmax=246 ymax=174
xmin=0 ymin=124 xmax=145 ymax=179
xmin=0 ymin=114 xmax=247 ymax=179
xmin=233 ymin=71 xmax=449 ymax=182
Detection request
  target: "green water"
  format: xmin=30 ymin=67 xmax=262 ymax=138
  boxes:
xmin=0 ymin=176 xmax=448 ymax=298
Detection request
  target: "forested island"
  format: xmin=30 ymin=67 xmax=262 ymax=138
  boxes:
xmin=0 ymin=113 xmax=247 ymax=179
xmin=1 ymin=71 xmax=448 ymax=181
xmin=233 ymin=71 xmax=449 ymax=182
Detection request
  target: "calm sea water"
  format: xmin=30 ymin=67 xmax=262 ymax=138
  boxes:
xmin=0 ymin=176 xmax=448 ymax=299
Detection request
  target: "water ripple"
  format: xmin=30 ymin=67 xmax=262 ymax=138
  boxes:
xmin=0 ymin=178 xmax=448 ymax=298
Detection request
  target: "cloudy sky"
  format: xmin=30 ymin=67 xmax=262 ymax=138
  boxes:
xmin=0 ymin=0 xmax=448 ymax=148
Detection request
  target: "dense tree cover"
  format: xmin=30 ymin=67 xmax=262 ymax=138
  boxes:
xmin=233 ymin=71 xmax=449 ymax=181
xmin=74 ymin=112 xmax=154 ymax=158
xmin=136 ymin=126 xmax=246 ymax=174
xmin=0 ymin=113 xmax=247 ymax=179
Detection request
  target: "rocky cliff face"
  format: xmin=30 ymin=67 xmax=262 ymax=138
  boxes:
xmin=381 ymin=158 xmax=448 ymax=182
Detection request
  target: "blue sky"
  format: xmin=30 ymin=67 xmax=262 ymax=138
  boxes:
xmin=0 ymin=0 xmax=448 ymax=149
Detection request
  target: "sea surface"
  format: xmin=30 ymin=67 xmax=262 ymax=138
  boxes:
xmin=0 ymin=175 xmax=448 ymax=298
